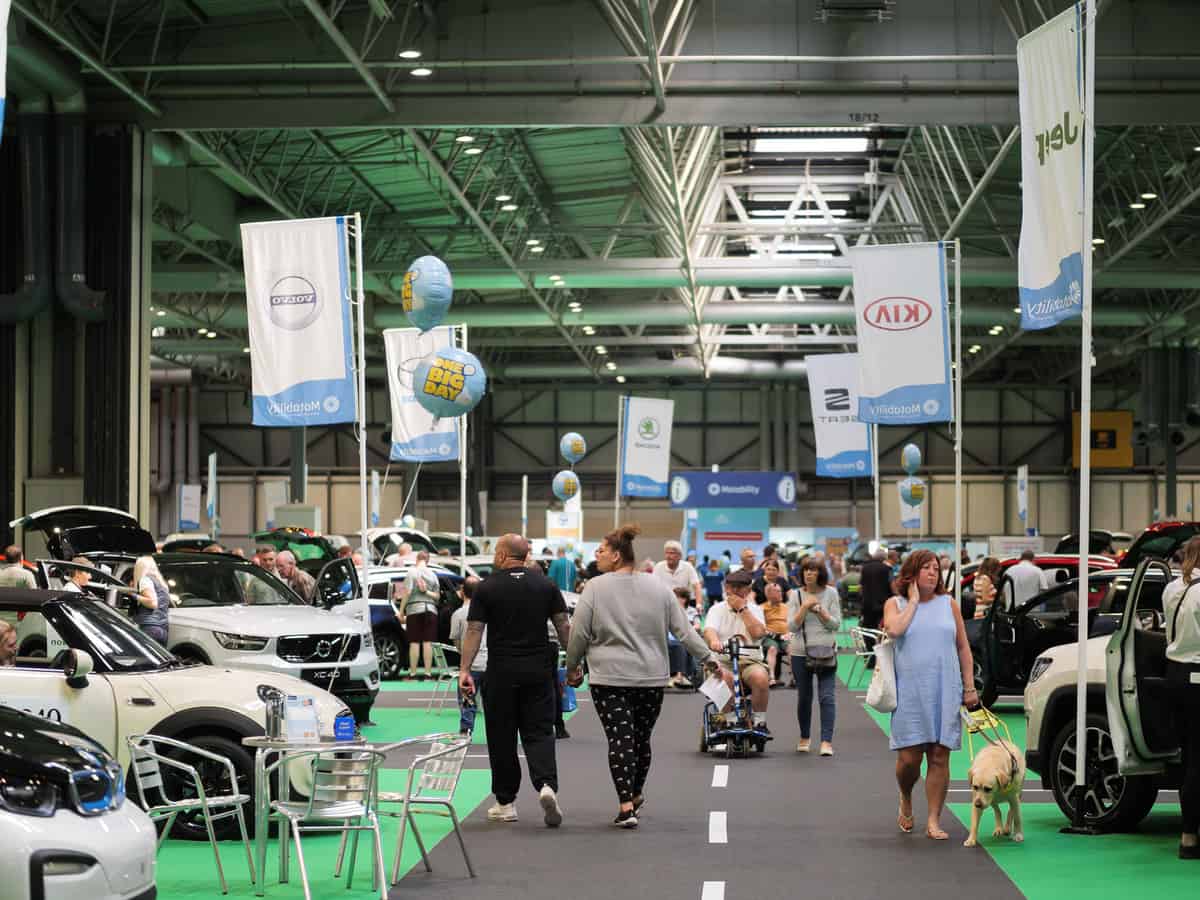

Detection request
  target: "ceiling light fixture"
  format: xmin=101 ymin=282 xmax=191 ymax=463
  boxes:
xmin=206 ymin=331 xmax=218 ymax=339
xmin=197 ymin=328 xmax=208 ymax=335
xmin=968 ymin=344 xmax=982 ymax=354
xmin=595 ymin=345 xmax=608 ymax=355
xmin=1092 ymin=237 xmax=1105 ymax=245
xmin=616 ymin=375 xmax=626 ymax=384
xmin=156 ymin=309 xmax=166 ymax=317
xmin=605 ymin=361 xmax=617 ymax=370
xmin=398 ymin=49 xmax=422 ymax=60
xmin=1129 ymin=201 xmax=1146 ymax=210
xmin=583 ymin=326 xmax=595 ymax=335
xmin=410 ymin=67 xmax=433 ymax=77
xmin=750 ymin=137 xmax=869 ymax=154
xmin=455 ymin=135 xmax=474 ymax=143
xmin=464 ymin=147 xmax=482 ymax=156
xmin=1140 ymin=192 xmax=1158 ymax=200
xmin=501 ymin=203 xmax=518 ymax=212
xmin=243 ymin=347 xmax=251 ymax=353
xmin=526 ymin=238 xmax=541 ymax=245
xmin=495 ymin=194 xmax=512 ymax=202
xmin=530 ymin=245 xmax=545 ymax=253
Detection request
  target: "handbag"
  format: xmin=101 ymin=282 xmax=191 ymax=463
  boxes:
xmin=801 ymin=627 xmax=837 ymax=671
xmin=866 ymin=636 xmax=897 ymax=713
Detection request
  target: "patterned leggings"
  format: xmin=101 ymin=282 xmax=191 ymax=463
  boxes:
xmin=590 ymin=685 xmax=665 ymax=804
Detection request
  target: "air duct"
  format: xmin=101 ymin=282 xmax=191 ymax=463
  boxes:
xmin=187 ymin=385 xmax=200 ymax=485
xmin=0 ymin=105 xmax=53 ymax=322
xmin=55 ymin=114 xmax=106 ymax=320
xmin=173 ymin=385 xmax=186 ymax=502
xmin=152 ymin=386 xmax=173 ymax=495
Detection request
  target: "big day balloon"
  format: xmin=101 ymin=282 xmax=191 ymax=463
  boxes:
xmin=559 ymin=432 xmax=587 ymax=465
xmin=900 ymin=443 xmax=922 ymax=475
xmin=553 ymin=470 xmax=581 ymax=502
xmin=899 ymin=476 xmax=927 ymax=507
xmin=402 ymin=255 xmax=454 ymax=332
xmin=412 ymin=346 xmax=487 ymax=419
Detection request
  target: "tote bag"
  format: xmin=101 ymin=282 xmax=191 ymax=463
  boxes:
xmin=865 ymin=637 xmax=897 ymax=713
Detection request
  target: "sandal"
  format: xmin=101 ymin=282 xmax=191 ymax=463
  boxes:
xmin=897 ymin=804 xmax=914 ymax=834
xmin=926 ymin=825 xmax=949 ymax=841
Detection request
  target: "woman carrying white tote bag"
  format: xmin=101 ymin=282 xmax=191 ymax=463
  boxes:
xmin=866 ymin=637 xmax=897 ymax=713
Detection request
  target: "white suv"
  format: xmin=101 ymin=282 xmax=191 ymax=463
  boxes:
xmin=1023 ymin=561 xmax=1180 ymax=830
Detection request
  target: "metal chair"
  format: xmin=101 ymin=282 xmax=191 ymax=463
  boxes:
xmin=425 ymin=642 xmax=460 ymax=713
xmin=370 ymin=733 xmax=474 ymax=886
xmin=269 ymin=748 xmax=389 ymax=900
xmin=126 ymin=733 xmax=256 ymax=895
xmin=846 ymin=626 xmax=885 ymax=688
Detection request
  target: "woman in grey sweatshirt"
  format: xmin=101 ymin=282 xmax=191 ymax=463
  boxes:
xmin=565 ymin=523 xmax=714 ymax=828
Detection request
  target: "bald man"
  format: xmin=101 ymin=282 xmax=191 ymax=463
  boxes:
xmin=460 ymin=534 xmax=569 ymax=826
xmin=276 ymin=550 xmax=316 ymax=603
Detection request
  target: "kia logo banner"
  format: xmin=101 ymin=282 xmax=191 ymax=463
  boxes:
xmin=806 ymin=353 xmax=873 ymax=479
xmin=849 ymin=242 xmax=952 ymax=425
xmin=242 ymin=216 xmax=357 ymax=427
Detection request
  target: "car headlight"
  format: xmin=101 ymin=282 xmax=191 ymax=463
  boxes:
xmin=1028 ymin=657 xmax=1053 ymax=685
xmin=0 ymin=773 xmax=58 ymax=817
xmin=213 ymin=631 xmax=269 ymax=651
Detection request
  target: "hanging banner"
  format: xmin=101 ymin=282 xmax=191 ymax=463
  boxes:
xmin=1017 ymin=464 xmax=1029 ymax=524
xmin=263 ymin=480 xmax=289 ymax=529
xmin=206 ymin=452 xmax=218 ymax=534
xmin=384 ymin=325 xmax=461 ymax=463
xmin=242 ymin=217 xmax=356 ymax=426
xmin=619 ymin=396 xmax=674 ymax=497
xmin=0 ymin=1 xmax=11 ymax=143
xmin=546 ymin=509 xmax=581 ymax=543
xmin=849 ymin=242 xmax=952 ymax=424
xmin=1017 ymin=4 xmax=1085 ymax=330
xmin=804 ymin=352 xmax=873 ymax=478
xmin=178 ymin=485 xmax=202 ymax=532
xmin=669 ymin=472 xmax=798 ymax=510
xmin=370 ymin=470 xmax=380 ymax=527
xmin=898 ymin=483 xmax=922 ymax=530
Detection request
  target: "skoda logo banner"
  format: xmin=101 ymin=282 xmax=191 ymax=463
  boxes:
xmin=268 ymin=276 xmax=321 ymax=331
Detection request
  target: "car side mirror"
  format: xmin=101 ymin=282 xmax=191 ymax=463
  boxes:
xmin=63 ymin=649 xmax=94 ymax=688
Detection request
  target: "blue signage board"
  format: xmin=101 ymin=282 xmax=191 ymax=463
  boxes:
xmin=669 ymin=472 xmax=798 ymax=510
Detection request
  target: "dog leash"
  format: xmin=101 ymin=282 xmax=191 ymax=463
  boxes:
xmin=960 ymin=705 xmax=1021 ymax=781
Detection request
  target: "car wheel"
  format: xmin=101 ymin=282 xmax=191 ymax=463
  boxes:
xmin=375 ymin=632 xmax=402 ymax=679
xmin=974 ymin=659 xmax=999 ymax=708
xmin=172 ymin=647 xmax=210 ymax=666
xmin=1048 ymin=712 xmax=1157 ymax=831
xmin=159 ymin=734 xmax=256 ymax=841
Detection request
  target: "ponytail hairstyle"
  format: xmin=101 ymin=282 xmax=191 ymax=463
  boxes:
xmin=603 ymin=523 xmax=641 ymax=566
xmin=1181 ymin=536 xmax=1200 ymax=583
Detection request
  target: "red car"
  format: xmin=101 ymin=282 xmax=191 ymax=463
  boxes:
xmin=962 ymin=554 xmax=1119 ymax=609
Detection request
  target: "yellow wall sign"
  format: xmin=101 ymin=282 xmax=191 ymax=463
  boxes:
xmin=1072 ymin=410 xmax=1133 ymax=468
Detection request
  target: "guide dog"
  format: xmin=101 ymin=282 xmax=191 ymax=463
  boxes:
xmin=963 ymin=739 xmax=1025 ymax=847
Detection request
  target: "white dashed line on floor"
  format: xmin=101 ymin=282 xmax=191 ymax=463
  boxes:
xmin=708 ymin=811 xmax=728 ymax=844
xmin=711 ymin=765 xmax=729 ymax=788
xmin=701 ymin=881 xmax=725 ymax=900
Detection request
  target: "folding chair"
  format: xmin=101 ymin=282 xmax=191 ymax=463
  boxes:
xmin=126 ymin=734 xmax=256 ymax=895
xmin=847 ymin=626 xmax=885 ymax=688
xmin=425 ymin=642 xmax=460 ymax=713
xmin=371 ymin=733 xmax=474 ymax=885
xmin=270 ymin=748 xmax=389 ymax=900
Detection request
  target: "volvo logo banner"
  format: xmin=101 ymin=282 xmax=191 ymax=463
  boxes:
xmin=242 ymin=216 xmax=358 ymax=427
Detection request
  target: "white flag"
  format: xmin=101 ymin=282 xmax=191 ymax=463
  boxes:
xmin=383 ymin=326 xmax=460 ymax=463
xmin=619 ymin=396 xmax=674 ymax=497
xmin=0 ymin=1 xmax=11 ymax=143
xmin=242 ymin=216 xmax=356 ymax=426
xmin=804 ymin=353 xmax=873 ymax=478
xmin=206 ymin=452 xmax=218 ymax=524
xmin=1017 ymin=464 xmax=1029 ymax=524
xmin=850 ymin=242 xmax=952 ymax=424
xmin=1017 ymin=4 xmax=1085 ymax=330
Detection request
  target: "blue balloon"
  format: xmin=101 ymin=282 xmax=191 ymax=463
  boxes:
xmin=900 ymin=476 xmax=926 ymax=507
xmin=413 ymin=347 xmax=487 ymax=419
xmin=560 ymin=432 xmax=587 ymax=464
xmin=901 ymin=443 xmax=922 ymax=475
xmin=553 ymin=470 xmax=581 ymax=502
xmin=403 ymin=255 xmax=454 ymax=331
xmin=401 ymin=514 xmax=416 ymax=528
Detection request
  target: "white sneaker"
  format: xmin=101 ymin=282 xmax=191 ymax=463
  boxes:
xmin=796 ymin=739 xmax=811 ymax=753
xmin=539 ymin=785 xmax=563 ymax=827
xmin=487 ymin=802 xmax=518 ymax=822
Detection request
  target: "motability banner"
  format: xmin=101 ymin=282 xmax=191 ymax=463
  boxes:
xmin=0 ymin=1 xmax=10 ymax=143
xmin=1017 ymin=3 xmax=1084 ymax=330
xmin=804 ymin=352 xmax=873 ymax=478
xmin=849 ymin=242 xmax=952 ymax=424
xmin=384 ymin=326 xmax=461 ymax=463
xmin=242 ymin=217 xmax=356 ymax=426
xmin=669 ymin=472 xmax=798 ymax=510
xmin=619 ymin=396 xmax=674 ymax=497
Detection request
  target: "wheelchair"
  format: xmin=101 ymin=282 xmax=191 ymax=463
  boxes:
xmin=698 ymin=635 xmax=772 ymax=758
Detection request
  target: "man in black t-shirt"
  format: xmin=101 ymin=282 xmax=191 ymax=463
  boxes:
xmin=858 ymin=548 xmax=893 ymax=668
xmin=460 ymin=534 xmax=570 ymax=827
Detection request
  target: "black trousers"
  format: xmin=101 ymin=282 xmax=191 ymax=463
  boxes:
xmin=591 ymin=686 xmax=665 ymax=803
xmin=482 ymin=666 xmax=558 ymax=805
xmin=1169 ymin=661 xmax=1200 ymax=834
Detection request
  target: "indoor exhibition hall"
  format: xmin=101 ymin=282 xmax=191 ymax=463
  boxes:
xmin=1 ymin=1 xmax=1199 ymax=899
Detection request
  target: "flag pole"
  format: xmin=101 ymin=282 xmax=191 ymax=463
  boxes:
xmin=872 ymin=424 xmax=880 ymax=545
xmin=1069 ymin=0 xmax=1098 ymax=833
xmin=521 ymin=475 xmax=528 ymax=538
xmin=353 ymin=212 xmax=369 ymax=622
xmin=460 ymin=323 xmax=469 ymax=562
xmin=953 ymin=239 xmax=963 ymax=611
xmin=614 ymin=395 xmax=625 ymax=528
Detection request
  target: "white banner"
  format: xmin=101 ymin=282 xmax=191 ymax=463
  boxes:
xmin=898 ymin=484 xmax=921 ymax=531
xmin=1017 ymin=4 xmax=1085 ymax=330
xmin=370 ymin=470 xmax=381 ymax=527
xmin=804 ymin=353 xmax=873 ymax=479
xmin=0 ymin=1 xmax=11 ymax=143
xmin=384 ymin=326 xmax=461 ymax=462
xmin=206 ymin=452 xmax=218 ymax=532
xmin=1017 ymin=464 xmax=1030 ymax=525
xmin=619 ymin=396 xmax=674 ymax=497
xmin=242 ymin=217 xmax=356 ymax=426
xmin=178 ymin=484 xmax=201 ymax=532
xmin=263 ymin=480 xmax=288 ymax=529
xmin=546 ymin=509 xmax=581 ymax=543
xmin=850 ymin=242 xmax=952 ymax=424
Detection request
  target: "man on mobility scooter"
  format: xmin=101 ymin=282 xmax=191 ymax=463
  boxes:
xmin=700 ymin=569 xmax=773 ymax=750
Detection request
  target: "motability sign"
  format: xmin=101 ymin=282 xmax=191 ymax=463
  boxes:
xmin=1017 ymin=3 xmax=1085 ymax=330
xmin=242 ymin=216 xmax=357 ymax=427
xmin=619 ymin=396 xmax=674 ymax=497
xmin=669 ymin=472 xmax=799 ymax=510
xmin=849 ymin=242 xmax=952 ymax=425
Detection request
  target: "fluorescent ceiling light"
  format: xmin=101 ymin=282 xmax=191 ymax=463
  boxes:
xmin=494 ymin=194 xmax=513 ymax=202
xmin=197 ymin=328 xmax=208 ymax=335
xmin=616 ymin=375 xmax=626 ymax=383
xmin=549 ymin=274 xmax=563 ymax=282
xmin=776 ymin=240 xmax=837 ymax=252
xmin=398 ymin=49 xmax=422 ymax=60
xmin=751 ymin=137 xmax=869 ymax=154
xmin=1140 ymin=192 xmax=1157 ymax=200
xmin=243 ymin=347 xmax=251 ymax=353
xmin=1012 ymin=307 xmax=1021 ymax=313
xmin=206 ymin=331 xmax=217 ymax=339
xmin=1129 ymin=201 xmax=1146 ymax=209
xmin=748 ymin=208 xmax=848 ymax=218
xmin=526 ymin=238 xmax=541 ymax=245
xmin=754 ymin=250 xmax=835 ymax=259
xmin=605 ymin=361 xmax=617 ymax=370
xmin=464 ymin=147 xmax=482 ymax=155
xmin=595 ymin=345 xmax=608 ymax=355
xmin=749 ymin=192 xmax=851 ymax=203
xmin=410 ymin=67 xmax=433 ymax=77
xmin=501 ymin=203 xmax=518 ymax=211
xmin=455 ymin=135 xmax=474 ymax=143
xmin=1092 ymin=237 xmax=1105 ymax=245
xmin=968 ymin=345 xmax=981 ymax=354
xmin=530 ymin=245 xmax=545 ymax=253
xmin=583 ymin=326 xmax=595 ymax=334
xmin=156 ymin=309 xmax=166 ymax=317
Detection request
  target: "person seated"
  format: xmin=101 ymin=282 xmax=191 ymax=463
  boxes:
xmin=0 ymin=621 xmax=17 ymax=666
xmin=668 ymin=586 xmax=702 ymax=688
xmin=758 ymin=582 xmax=791 ymax=687
xmin=62 ymin=557 xmax=93 ymax=592
xmin=703 ymin=569 xmax=771 ymax=734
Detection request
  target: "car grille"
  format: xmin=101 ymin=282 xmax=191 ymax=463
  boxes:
xmin=277 ymin=634 xmax=361 ymax=664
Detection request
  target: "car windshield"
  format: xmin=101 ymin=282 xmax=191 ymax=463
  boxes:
xmin=46 ymin=598 xmax=176 ymax=672
xmin=158 ymin=560 xmax=302 ymax=606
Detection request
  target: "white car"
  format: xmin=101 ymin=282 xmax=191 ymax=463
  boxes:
xmin=0 ymin=703 xmax=157 ymax=900
xmin=1023 ymin=561 xmax=1177 ymax=830
xmin=0 ymin=586 xmax=349 ymax=841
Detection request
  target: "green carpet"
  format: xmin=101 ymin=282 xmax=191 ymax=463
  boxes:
xmin=155 ymin=768 xmax=491 ymax=898
xmin=364 ymin=702 xmax=579 ymax=746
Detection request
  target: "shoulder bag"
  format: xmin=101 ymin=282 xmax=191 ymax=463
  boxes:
xmin=800 ymin=592 xmax=837 ymax=671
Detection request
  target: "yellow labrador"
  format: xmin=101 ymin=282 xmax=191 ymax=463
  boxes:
xmin=964 ymin=740 xmax=1025 ymax=847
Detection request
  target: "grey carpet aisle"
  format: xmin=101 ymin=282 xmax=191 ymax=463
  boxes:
xmin=384 ymin=676 xmax=1025 ymax=900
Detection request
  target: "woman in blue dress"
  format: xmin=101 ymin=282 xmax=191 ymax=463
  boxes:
xmin=883 ymin=549 xmax=978 ymax=840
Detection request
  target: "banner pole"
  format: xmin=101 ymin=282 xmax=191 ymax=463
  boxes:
xmin=872 ymin=424 xmax=880 ymax=545
xmin=521 ymin=474 xmax=529 ymax=538
xmin=614 ymin=395 xmax=625 ymax=529
xmin=953 ymin=239 xmax=963 ymax=612
xmin=353 ymin=212 xmax=369 ymax=622
xmin=1071 ymin=0 xmax=1097 ymax=828
xmin=460 ymin=323 xmax=469 ymax=561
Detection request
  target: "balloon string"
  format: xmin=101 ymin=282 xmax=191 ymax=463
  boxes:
xmin=400 ymin=462 xmax=423 ymax=518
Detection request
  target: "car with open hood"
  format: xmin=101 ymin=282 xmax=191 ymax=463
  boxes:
xmin=1119 ymin=520 xmax=1200 ymax=570
xmin=0 ymin=702 xmax=157 ymax=900
xmin=0 ymin=587 xmax=348 ymax=841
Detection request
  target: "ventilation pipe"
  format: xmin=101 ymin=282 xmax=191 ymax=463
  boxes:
xmin=0 ymin=97 xmax=53 ymax=322
xmin=772 ymin=386 xmax=785 ymax=471
xmin=173 ymin=386 xmax=186 ymax=506
xmin=187 ymin=385 xmax=200 ymax=486
xmin=55 ymin=114 xmax=106 ymax=320
xmin=151 ymin=386 xmax=173 ymax=495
